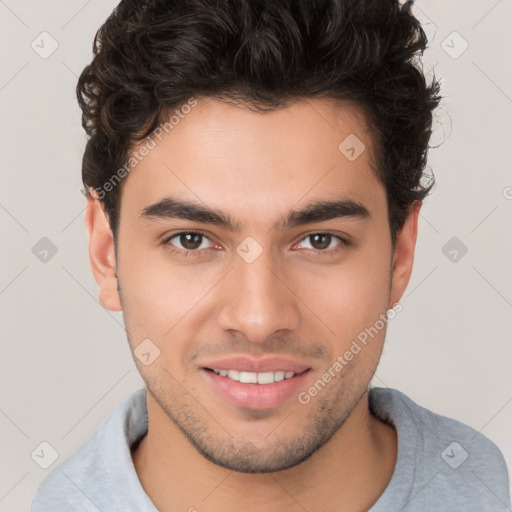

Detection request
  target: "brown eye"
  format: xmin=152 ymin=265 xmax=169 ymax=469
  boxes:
xmin=294 ymin=233 xmax=348 ymax=253
xmin=178 ymin=233 xmax=203 ymax=250
xmin=308 ymin=234 xmax=332 ymax=250
xmin=164 ymin=231 xmax=214 ymax=254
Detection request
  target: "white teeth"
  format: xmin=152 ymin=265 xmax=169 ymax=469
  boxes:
xmin=274 ymin=371 xmax=285 ymax=382
xmin=257 ymin=371 xmax=275 ymax=384
xmin=212 ymin=369 xmax=297 ymax=384
xmin=239 ymin=371 xmax=258 ymax=384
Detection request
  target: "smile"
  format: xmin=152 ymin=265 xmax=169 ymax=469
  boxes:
xmin=201 ymin=366 xmax=311 ymax=410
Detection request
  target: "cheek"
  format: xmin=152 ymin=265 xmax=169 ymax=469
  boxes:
xmin=298 ymin=261 xmax=391 ymax=385
xmin=119 ymin=262 xmax=212 ymax=382
xmin=295 ymin=246 xmax=392 ymax=342
xmin=119 ymin=248 xmax=221 ymax=346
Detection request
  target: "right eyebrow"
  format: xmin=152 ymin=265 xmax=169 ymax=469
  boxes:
xmin=140 ymin=196 xmax=240 ymax=230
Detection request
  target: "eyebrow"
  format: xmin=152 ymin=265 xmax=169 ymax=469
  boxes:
xmin=140 ymin=195 xmax=370 ymax=231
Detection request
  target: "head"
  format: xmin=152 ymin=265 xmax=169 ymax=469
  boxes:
xmin=81 ymin=0 xmax=441 ymax=473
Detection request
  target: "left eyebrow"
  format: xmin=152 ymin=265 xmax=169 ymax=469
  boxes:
xmin=139 ymin=195 xmax=370 ymax=231
xmin=279 ymin=198 xmax=370 ymax=230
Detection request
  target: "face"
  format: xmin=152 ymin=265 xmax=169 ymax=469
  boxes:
xmin=86 ymin=97 xmax=418 ymax=473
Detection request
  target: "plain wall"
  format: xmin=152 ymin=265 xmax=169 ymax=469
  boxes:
xmin=1 ymin=1 xmax=511 ymax=509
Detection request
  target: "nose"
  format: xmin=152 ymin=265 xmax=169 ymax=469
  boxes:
xmin=216 ymin=246 xmax=300 ymax=344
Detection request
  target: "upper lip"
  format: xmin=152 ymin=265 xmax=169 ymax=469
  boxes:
xmin=201 ymin=356 xmax=311 ymax=374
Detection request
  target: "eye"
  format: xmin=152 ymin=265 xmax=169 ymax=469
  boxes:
xmin=162 ymin=231 xmax=350 ymax=258
xmin=163 ymin=231 xmax=217 ymax=255
xmin=294 ymin=233 xmax=348 ymax=252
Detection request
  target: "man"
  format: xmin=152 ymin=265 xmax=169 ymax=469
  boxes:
xmin=32 ymin=0 xmax=509 ymax=510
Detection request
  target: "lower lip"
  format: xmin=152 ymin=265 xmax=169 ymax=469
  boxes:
xmin=201 ymin=368 xmax=311 ymax=410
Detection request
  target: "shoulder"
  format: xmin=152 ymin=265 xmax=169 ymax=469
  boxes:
xmin=370 ymin=387 xmax=507 ymax=460
xmin=31 ymin=389 xmax=148 ymax=511
xmin=370 ymin=387 xmax=510 ymax=511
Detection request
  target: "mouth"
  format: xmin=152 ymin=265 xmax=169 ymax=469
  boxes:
xmin=199 ymin=357 xmax=312 ymax=410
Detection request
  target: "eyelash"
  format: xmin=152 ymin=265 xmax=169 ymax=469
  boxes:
xmin=162 ymin=231 xmax=350 ymax=257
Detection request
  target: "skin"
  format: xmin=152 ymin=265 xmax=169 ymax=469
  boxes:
xmin=85 ymin=97 xmax=420 ymax=512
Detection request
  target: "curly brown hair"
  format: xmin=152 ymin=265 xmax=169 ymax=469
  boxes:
xmin=77 ymin=0 xmax=442 ymax=244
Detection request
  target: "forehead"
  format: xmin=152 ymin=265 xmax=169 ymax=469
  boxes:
xmin=120 ymin=97 xmax=385 ymax=227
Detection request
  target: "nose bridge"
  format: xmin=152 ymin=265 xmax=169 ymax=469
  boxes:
xmin=217 ymin=241 xmax=300 ymax=343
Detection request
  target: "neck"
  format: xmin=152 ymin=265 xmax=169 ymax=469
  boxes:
xmin=132 ymin=390 xmax=397 ymax=512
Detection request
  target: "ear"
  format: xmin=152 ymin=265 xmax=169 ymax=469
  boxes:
xmin=389 ymin=201 xmax=421 ymax=307
xmin=84 ymin=196 xmax=122 ymax=311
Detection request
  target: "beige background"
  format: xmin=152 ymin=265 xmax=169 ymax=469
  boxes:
xmin=1 ymin=0 xmax=511 ymax=509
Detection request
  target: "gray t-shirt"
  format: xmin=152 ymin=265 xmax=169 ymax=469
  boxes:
xmin=31 ymin=387 xmax=510 ymax=511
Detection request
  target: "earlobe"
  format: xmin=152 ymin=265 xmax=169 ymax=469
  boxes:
xmin=84 ymin=196 xmax=122 ymax=312
xmin=389 ymin=201 xmax=421 ymax=307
